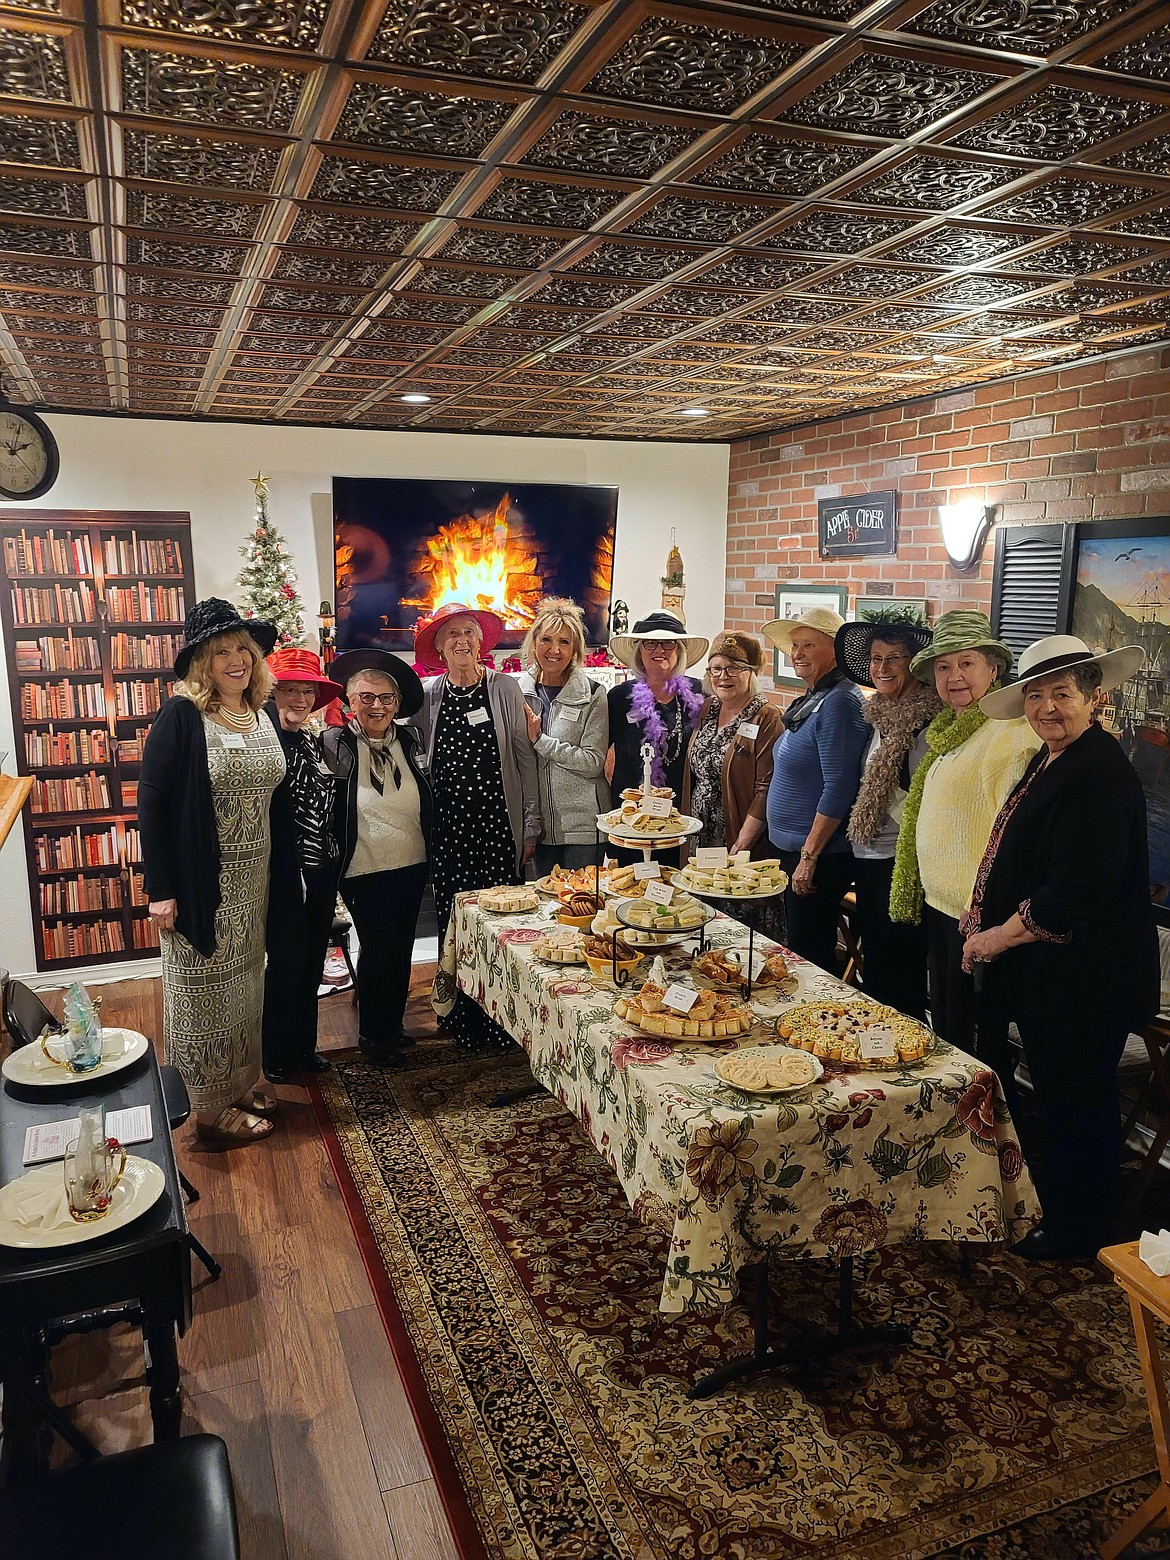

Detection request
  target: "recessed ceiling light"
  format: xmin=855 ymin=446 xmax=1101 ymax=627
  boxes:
xmin=401 ymin=393 xmax=431 ymax=404
xmin=678 ymin=407 xmax=709 ymax=417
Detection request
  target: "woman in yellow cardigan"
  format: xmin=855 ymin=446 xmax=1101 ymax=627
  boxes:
xmin=890 ymin=611 xmax=1040 ymax=1050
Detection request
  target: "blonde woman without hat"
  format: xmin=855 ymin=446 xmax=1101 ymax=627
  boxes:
xmin=518 ymin=598 xmax=610 ymax=876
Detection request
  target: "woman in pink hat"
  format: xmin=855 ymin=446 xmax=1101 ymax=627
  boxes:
xmin=260 ymin=645 xmax=343 ymax=1083
xmin=413 ymin=603 xmax=540 ymax=1053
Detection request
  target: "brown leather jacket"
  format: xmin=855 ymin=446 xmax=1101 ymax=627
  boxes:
xmin=681 ymin=698 xmax=784 ymax=858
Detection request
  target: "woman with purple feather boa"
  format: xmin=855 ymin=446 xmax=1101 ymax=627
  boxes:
xmin=607 ymin=612 xmax=709 ymax=866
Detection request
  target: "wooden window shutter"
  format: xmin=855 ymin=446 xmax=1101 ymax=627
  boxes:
xmin=990 ymin=522 xmax=1075 ymax=659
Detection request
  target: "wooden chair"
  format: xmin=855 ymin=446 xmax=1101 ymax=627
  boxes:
xmin=1119 ymin=1014 xmax=1170 ymax=1224
xmin=837 ymin=890 xmax=863 ymax=988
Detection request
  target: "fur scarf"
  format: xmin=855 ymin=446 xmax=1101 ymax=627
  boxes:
xmin=847 ymin=683 xmax=941 ymax=847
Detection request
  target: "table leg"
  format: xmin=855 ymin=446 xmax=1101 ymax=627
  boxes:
xmin=1101 ymin=1294 xmax=1170 ymax=1558
xmin=144 ymin=1319 xmax=182 ymax=1440
xmin=688 ymin=1257 xmax=912 ymax=1400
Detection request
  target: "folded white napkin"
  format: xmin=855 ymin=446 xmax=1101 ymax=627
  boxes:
xmin=1139 ymin=1228 xmax=1170 ymax=1276
xmin=0 ymin=1165 xmax=76 ymax=1230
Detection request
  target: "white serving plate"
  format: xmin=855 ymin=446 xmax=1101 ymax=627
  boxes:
xmin=2 ymin=1027 xmax=150 ymax=1088
xmin=0 ymin=1155 xmax=165 ymax=1249
xmin=715 ymin=1045 xmax=824 ymax=1096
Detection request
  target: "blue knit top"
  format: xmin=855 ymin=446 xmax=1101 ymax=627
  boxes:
xmin=766 ymin=678 xmax=869 ymax=854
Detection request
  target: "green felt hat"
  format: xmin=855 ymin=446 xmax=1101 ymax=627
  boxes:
xmin=909 ymin=610 xmax=1014 ymax=683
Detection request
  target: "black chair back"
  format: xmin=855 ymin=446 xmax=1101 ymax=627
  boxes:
xmin=4 ymin=979 xmax=60 ymax=1049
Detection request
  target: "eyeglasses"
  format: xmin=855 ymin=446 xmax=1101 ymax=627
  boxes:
xmin=355 ymin=692 xmax=398 ymax=708
xmin=870 ymin=654 xmax=910 ymax=669
xmin=709 ymin=663 xmax=749 ymax=677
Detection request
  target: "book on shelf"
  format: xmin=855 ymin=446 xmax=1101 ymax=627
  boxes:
xmin=115 ymin=726 xmax=152 ymax=763
xmin=114 ymin=678 xmax=170 ymax=718
xmin=124 ymin=825 xmax=142 ymax=863
xmin=103 ymin=533 xmax=182 ymax=576
xmin=42 ymin=918 xmax=126 ymax=960
xmin=39 ymin=875 xmax=124 ymax=914
xmin=121 ymin=779 xmax=138 ymax=810
xmin=106 ymin=583 xmax=186 ymax=624
xmin=109 ymin=630 xmax=182 ymax=669
xmin=33 ymin=824 xmax=120 ymax=871
xmin=31 ymin=771 xmax=112 ymax=815
xmin=22 ymin=679 xmax=106 ymax=720
xmin=3 ymin=529 xmax=93 ymax=577
xmin=25 ymin=728 xmax=111 ymax=767
xmin=11 ymin=582 xmax=97 ymax=625
xmin=132 ymin=917 xmax=161 ymax=951
xmin=15 ymin=631 xmax=102 ymax=672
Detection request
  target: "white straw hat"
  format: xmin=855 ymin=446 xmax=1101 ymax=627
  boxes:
xmin=760 ymin=606 xmax=846 ymax=654
xmin=610 ymin=610 xmax=709 ymax=670
xmin=980 ymin=634 xmax=1145 ymax=719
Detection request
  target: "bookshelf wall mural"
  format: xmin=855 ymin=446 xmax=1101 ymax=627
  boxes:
xmin=0 ymin=510 xmax=194 ymax=971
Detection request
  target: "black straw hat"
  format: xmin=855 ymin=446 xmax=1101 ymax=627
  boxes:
xmin=835 ymin=616 xmax=933 ymax=689
xmin=174 ymin=598 xmax=277 ymax=680
xmin=329 ymin=647 xmax=425 ymax=718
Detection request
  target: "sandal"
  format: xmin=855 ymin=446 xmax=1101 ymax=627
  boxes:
xmin=195 ymin=1105 xmax=274 ymax=1146
xmin=237 ymin=1089 xmax=278 ymax=1119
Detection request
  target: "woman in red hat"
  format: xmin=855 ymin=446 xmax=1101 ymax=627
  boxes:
xmin=260 ymin=646 xmax=343 ymax=1083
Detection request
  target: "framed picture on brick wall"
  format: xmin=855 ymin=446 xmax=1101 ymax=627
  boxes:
xmin=770 ymin=582 xmax=848 ymax=687
xmin=855 ymin=595 xmax=928 ymax=625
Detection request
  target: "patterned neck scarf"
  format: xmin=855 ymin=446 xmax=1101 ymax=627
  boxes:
xmin=349 ymin=717 xmax=400 ymax=796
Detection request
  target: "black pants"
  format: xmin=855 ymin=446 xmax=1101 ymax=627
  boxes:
xmin=852 ymin=856 xmax=928 ymax=1020
xmin=340 ymin=861 xmax=428 ymax=1051
xmin=777 ymin=849 xmax=854 ymax=975
xmin=1014 ymin=1004 xmax=1129 ymax=1250
xmin=925 ymin=906 xmax=977 ymax=1052
xmin=263 ymin=863 xmax=339 ymax=1074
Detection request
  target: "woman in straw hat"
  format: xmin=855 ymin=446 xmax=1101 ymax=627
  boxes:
xmin=608 ymin=610 xmax=708 ymax=863
xmin=835 ymin=611 xmax=941 ymax=1019
xmin=890 ymin=610 xmax=1041 ymax=1052
xmin=960 ymin=635 xmax=1158 ymax=1260
xmin=261 ymin=646 xmax=343 ymax=1083
xmin=761 ymin=606 xmax=869 ymax=973
xmin=140 ymin=599 xmax=285 ymax=1146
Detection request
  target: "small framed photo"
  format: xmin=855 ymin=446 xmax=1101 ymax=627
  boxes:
xmin=771 ymin=583 xmax=849 ymax=686
xmin=854 ymin=595 xmax=928 ymax=625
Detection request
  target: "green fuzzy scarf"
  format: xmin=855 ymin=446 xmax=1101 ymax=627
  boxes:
xmin=888 ymin=702 xmax=990 ymax=926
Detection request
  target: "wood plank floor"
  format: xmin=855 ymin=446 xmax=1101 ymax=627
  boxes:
xmin=15 ymin=973 xmax=461 ymax=1560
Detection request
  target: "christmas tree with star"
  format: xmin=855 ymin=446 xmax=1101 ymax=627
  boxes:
xmin=237 ymin=472 xmax=305 ymax=646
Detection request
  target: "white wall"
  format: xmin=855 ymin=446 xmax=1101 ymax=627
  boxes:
xmin=0 ymin=411 xmax=730 ymax=982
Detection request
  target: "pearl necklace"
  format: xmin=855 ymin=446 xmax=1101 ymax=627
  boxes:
xmin=216 ymin=704 xmax=257 ymax=731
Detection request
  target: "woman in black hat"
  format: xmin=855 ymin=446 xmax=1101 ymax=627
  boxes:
xmin=139 ymin=599 xmax=288 ymax=1146
xmin=321 ymin=648 xmax=430 ymax=1069
xmin=835 ymin=612 xmax=940 ymax=1019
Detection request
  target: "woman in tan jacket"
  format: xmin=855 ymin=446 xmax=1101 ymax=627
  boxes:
xmin=683 ymin=631 xmax=784 ymax=929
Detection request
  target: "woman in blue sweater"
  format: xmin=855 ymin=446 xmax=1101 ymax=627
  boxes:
xmin=762 ymin=607 xmax=869 ymax=973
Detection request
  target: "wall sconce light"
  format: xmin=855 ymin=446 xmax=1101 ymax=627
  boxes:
xmin=938 ymin=502 xmax=994 ymax=571
xmin=318 ymin=600 xmax=335 ymax=662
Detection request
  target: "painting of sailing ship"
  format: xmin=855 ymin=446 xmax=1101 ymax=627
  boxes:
xmin=1072 ymin=519 xmax=1170 ymax=905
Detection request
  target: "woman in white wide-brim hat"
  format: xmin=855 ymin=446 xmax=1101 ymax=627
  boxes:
xmin=960 ymin=634 xmax=1158 ymax=1261
xmin=760 ymin=606 xmax=869 ymax=973
xmin=607 ymin=612 xmax=708 ymax=863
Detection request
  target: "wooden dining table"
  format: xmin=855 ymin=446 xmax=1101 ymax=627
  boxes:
xmin=0 ymin=1037 xmax=191 ymax=1474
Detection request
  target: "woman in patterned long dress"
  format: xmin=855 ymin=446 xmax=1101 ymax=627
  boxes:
xmin=413 ymin=602 xmax=541 ymax=1052
xmin=139 ymin=599 xmax=286 ymax=1146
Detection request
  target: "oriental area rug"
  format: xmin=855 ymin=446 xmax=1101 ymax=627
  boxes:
xmin=310 ymin=1029 xmax=1162 ymax=1560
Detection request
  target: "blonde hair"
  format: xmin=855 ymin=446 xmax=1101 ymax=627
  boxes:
xmin=634 ymin=640 xmax=686 ymax=675
xmin=179 ymin=630 xmax=274 ymax=714
xmin=522 ymin=597 xmax=587 ymax=676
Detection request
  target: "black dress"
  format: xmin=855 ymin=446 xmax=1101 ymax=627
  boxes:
xmin=431 ymin=681 xmax=520 ymax=1053
xmin=969 ymin=720 xmax=1159 ymax=1249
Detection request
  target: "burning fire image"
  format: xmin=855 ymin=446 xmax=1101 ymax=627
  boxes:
xmin=402 ymin=492 xmax=542 ymax=628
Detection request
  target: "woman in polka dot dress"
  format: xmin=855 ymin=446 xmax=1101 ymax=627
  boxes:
xmin=414 ymin=603 xmax=541 ymax=1051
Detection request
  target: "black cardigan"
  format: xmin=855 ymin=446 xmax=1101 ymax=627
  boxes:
xmin=979 ymin=721 xmax=1159 ymax=1033
xmin=608 ymin=676 xmax=703 ymax=802
xmin=139 ymin=696 xmax=295 ymax=958
xmin=320 ymin=721 xmax=432 ymax=878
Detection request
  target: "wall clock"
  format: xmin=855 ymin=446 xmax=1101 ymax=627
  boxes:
xmin=0 ymin=402 xmax=60 ymax=501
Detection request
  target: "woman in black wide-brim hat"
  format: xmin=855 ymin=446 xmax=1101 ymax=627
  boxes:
xmin=139 ymin=599 xmax=290 ymax=1147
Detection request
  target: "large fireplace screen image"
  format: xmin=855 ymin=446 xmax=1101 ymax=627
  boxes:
xmin=333 ymin=476 xmax=618 ymax=657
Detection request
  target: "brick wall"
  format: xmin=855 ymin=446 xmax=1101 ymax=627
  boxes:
xmin=725 ymin=342 xmax=1170 ymax=684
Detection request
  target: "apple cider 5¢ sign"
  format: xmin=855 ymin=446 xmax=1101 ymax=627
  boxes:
xmin=818 ymin=490 xmax=897 ymax=558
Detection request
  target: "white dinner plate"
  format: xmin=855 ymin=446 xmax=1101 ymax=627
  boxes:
xmin=615 ymin=898 xmax=714 ymax=936
xmin=2 ymin=1027 xmax=150 ymax=1088
xmin=715 ymin=1046 xmax=824 ymax=1097
xmin=677 ymin=879 xmax=788 ymax=902
xmin=0 ymin=1155 xmax=165 ymax=1249
xmin=598 ymin=811 xmax=703 ymax=843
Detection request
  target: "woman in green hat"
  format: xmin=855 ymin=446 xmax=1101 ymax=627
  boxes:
xmin=890 ymin=610 xmax=1041 ymax=1050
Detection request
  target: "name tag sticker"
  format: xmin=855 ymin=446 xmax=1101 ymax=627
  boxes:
xmin=633 ymin=862 xmax=662 ymax=881
xmin=694 ymin=847 xmax=728 ymax=869
xmin=467 ymin=708 xmax=490 ymax=726
xmin=626 ymin=712 xmax=641 ymax=724
xmin=643 ymin=879 xmax=674 ymax=906
xmin=641 ymin=794 xmax=672 ymax=818
xmin=558 ymin=708 xmax=582 ymax=724
xmin=740 ymin=722 xmax=760 ymax=740
xmin=859 ymin=1027 xmax=897 ymax=1061
xmin=221 ymin=733 xmax=246 ymax=749
xmin=664 ymin=983 xmax=699 ymax=1014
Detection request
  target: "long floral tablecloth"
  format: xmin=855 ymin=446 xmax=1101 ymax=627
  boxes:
xmin=438 ymin=893 xmax=1041 ymax=1312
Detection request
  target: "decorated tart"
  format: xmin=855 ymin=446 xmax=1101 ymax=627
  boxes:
xmin=776 ymin=999 xmax=932 ymax=1068
xmin=613 ymin=981 xmax=754 ymax=1040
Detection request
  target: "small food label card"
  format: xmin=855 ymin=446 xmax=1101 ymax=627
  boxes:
xmin=643 ymin=880 xmax=675 ymax=906
xmin=859 ymin=1026 xmax=897 ymax=1061
xmin=694 ymin=847 xmax=728 ymax=869
xmin=641 ymin=795 xmax=673 ymax=819
xmin=633 ymin=862 xmax=662 ymax=881
xmin=750 ymin=949 xmax=769 ymax=980
xmin=663 ymin=983 xmax=699 ymax=1013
